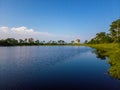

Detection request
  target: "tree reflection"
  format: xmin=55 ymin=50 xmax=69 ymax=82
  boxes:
xmin=92 ymin=49 xmax=107 ymax=60
xmin=92 ymin=48 xmax=120 ymax=80
xmin=108 ymin=51 xmax=120 ymax=80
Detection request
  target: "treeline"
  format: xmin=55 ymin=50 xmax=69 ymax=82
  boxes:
xmin=86 ymin=18 xmax=120 ymax=44
xmin=0 ymin=38 xmax=71 ymax=46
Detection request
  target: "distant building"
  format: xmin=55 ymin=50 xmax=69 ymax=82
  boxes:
xmin=74 ymin=39 xmax=80 ymax=44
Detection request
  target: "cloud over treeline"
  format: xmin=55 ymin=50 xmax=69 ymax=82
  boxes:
xmin=0 ymin=26 xmax=76 ymax=42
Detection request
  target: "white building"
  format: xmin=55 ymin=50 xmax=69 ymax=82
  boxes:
xmin=74 ymin=39 xmax=80 ymax=44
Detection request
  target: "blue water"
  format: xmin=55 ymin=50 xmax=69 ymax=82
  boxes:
xmin=0 ymin=46 xmax=120 ymax=90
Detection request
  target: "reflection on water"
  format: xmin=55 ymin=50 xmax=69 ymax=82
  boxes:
xmin=92 ymin=49 xmax=107 ymax=60
xmin=0 ymin=46 xmax=120 ymax=90
xmin=109 ymin=51 xmax=120 ymax=80
xmin=92 ymin=48 xmax=120 ymax=80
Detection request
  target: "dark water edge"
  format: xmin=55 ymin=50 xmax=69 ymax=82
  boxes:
xmin=0 ymin=46 xmax=120 ymax=90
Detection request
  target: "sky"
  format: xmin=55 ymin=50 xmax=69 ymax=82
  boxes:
xmin=0 ymin=0 xmax=120 ymax=42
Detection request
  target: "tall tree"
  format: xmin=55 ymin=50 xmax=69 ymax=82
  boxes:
xmin=58 ymin=40 xmax=65 ymax=45
xmin=109 ymin=19 xmax=120 ymax=42
xmin=28 ymin=38 xmax=34 ymax=43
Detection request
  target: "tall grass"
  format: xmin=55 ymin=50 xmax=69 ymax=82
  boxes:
xmin=85 ymin=43 xmax=120 ymax=79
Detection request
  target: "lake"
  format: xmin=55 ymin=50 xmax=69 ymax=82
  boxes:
xmin=0 ymin=46 xmax=120 ymax=90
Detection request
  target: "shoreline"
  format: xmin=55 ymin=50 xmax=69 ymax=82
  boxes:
xmin=84 ymin=43 xmax=120 ymax=80
xmin=0 ymin=44 xmax=120 ymax=79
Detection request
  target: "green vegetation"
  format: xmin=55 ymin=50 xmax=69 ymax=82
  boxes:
xmin=0 ymin=38 xmax=74 ymax=46
xmin=84 ymin=18 xmax=120 ymax=80
xmin=0 ymin=17 xmax=120 ymax=79
xmin=87 ymin=19 xmax=120 ymax=44
xmin=85 ymin=44 xmax=120 ymax=80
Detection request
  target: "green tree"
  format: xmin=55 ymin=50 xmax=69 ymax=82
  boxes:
xmin=71 ymin=40 xmax=74 ymax=44
xmin=35 ymin=40 xmax=40 ymax=45
xmin=84 ymin=40 xmax=88 ymax=44
xmin=88 ymin=32 xmax=113 ymax=44
xmin=24 ymin=38 xmax=28 ymax=43
xmin=109 ymin=19 xmax=120 ymax=42
xmin=19 ymin=39 xmax=24 ymax=44
xmin=47 ymin=40 xmax=57 ymax=45
xmin=5 ymin=38 xmax=18 ymax=45
xmin=28 ymin=38 xmax=34 ymax=44
xmin=58 ymin=40 xmax=65 ymax=45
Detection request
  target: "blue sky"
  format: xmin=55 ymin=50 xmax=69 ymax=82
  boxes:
xmin=0 ymin=0 xmax=120 ymax=42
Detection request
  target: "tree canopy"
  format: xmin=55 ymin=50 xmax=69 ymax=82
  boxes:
xmin=88 ymin=18 xmax=120 ymax=44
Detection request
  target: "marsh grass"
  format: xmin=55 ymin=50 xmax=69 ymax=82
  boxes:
xmin=84 ymin=43 xmax=120 ymax=79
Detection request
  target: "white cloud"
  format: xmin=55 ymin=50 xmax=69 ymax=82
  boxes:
xmin=11 ymin=26 xmax=34 ymax=33
xmin=0 ymin=26 xmax=77 ymax=42
xmin=0 ymin=26 xmax=9 ymax=32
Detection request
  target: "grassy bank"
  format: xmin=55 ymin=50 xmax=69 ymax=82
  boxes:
xmin=84 ymin=43 xmax=120 ymax=55
xmin=84 ymin=43 xmax=120 ymax=80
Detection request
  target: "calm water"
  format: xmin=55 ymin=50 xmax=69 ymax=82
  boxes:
xmin=0 ymin=46 xmax=120 ymax=90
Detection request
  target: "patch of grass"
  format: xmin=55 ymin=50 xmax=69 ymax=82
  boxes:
xmin=84 ymin=43 xmax=120 ymax=79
